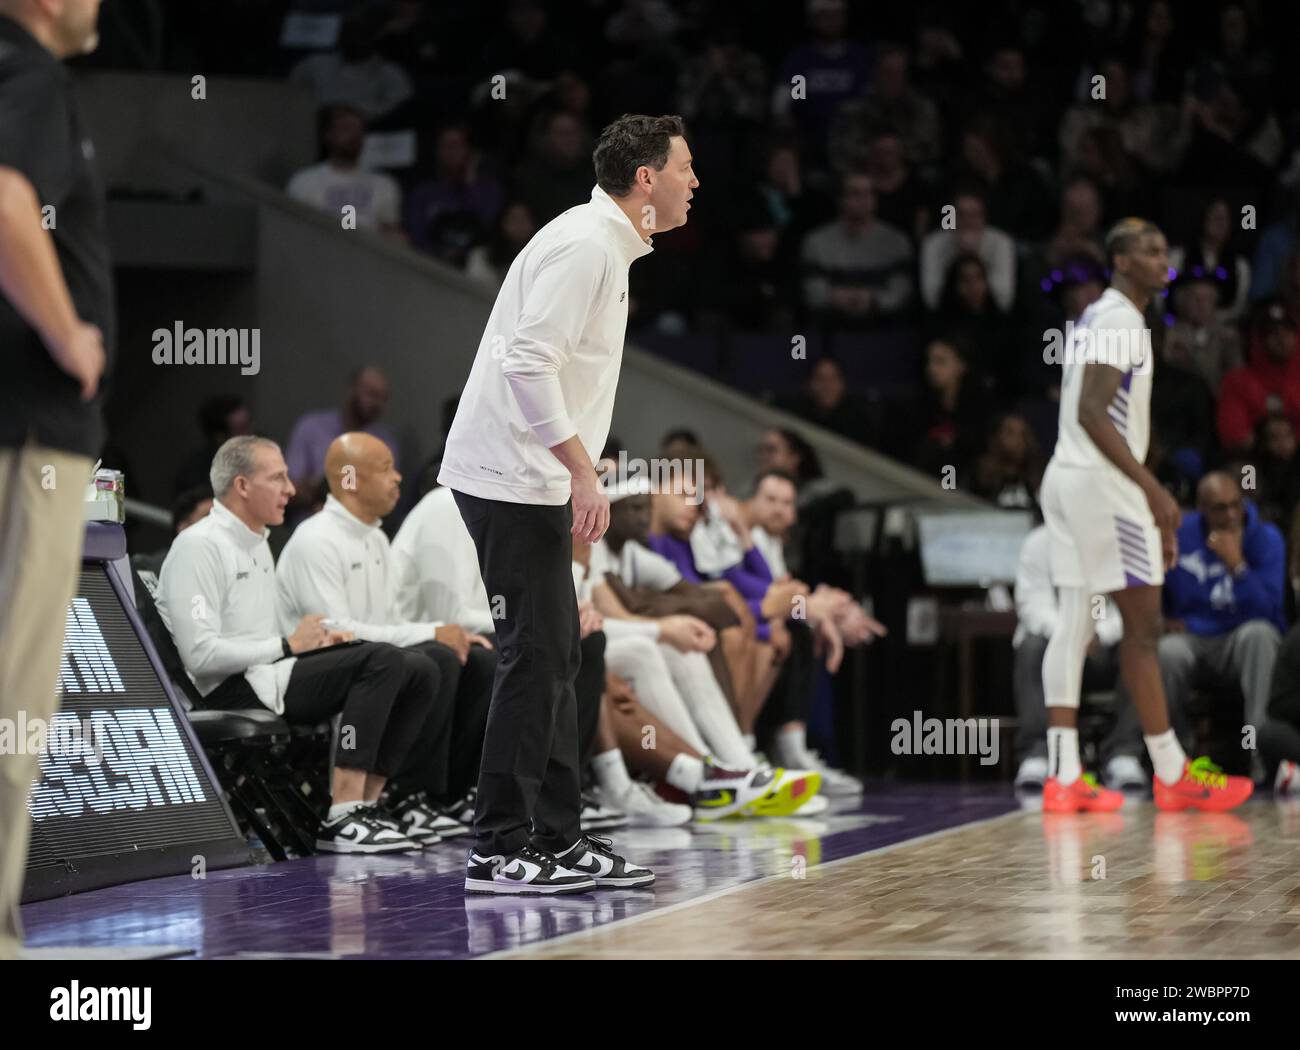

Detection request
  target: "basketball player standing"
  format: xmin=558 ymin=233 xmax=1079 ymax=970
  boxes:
xmin=1038 ymin=218 xmax=1252 ymax=812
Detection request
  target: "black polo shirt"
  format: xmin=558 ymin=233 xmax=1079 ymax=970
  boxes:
xmin=0 ymin=15 xmax=113 ymax=458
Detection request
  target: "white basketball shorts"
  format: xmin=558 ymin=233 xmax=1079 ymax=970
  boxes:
xmin=1039 ymin=459 xmax=1164 ymax=594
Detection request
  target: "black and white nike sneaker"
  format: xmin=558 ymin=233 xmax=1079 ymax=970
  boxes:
xmin=442 ymin=788 xmax=476 ymax=826
xmin=389 ymin=791 xmax=469 ymax=843
xmin=580 ymin=792 xmax=628 ymax=831
xmin=317 ymin=802 xmax=421 ymax=854
xmin=465 ymin=844 xmax=596 ymax=895
xmin=554 ymin=834 xmax=655 ymax=888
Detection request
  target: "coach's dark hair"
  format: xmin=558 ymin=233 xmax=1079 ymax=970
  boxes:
xmin=1105 ymin=217 xmax=1161 ymax=268
xmin=594 ymin=114 xmax=686 ymax=196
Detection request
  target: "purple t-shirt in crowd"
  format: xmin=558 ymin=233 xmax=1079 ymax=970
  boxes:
xmin=284 ymin=409 xmax=400 ymax=484
xmin=647 ymin=531 xmax=774 ymax=642
xmin=777 ymin=41 xmax=872 ymax=125
xmin=404 ymin=175 xmax=504 ymax=257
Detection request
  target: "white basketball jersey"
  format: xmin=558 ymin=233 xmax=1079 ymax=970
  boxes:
xmin=1052 ymin=287 xmax=1153 ymax=473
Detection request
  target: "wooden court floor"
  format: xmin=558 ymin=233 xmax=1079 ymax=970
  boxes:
xmin=505 ymin=802 xmax=1300 ymax=959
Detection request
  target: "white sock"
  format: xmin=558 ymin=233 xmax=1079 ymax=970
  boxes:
xmin=1047 ymin=727 xmax=1081 ymax=786
xmin=327 ymin=800 xmax=365 ymax=821
xmin=592 ymin=748 xmax=631 ymax=797
xmin=1145 ymin=729 xmax=1187 ymax=786
xmin=742 ymin=732 xmax=757 ymax=753
xmin=777 ymin=724 xmax=810 ymax=766
xmin=666 ymin=753 xmax=705 ymax=793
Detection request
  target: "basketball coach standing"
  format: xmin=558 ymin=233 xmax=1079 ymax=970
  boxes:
xmin=439 ymin=115 xmax=697 ymax=895
xmin=0 ymin=0 xmax=110 ymax=957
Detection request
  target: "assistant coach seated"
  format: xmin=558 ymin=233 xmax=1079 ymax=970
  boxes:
xmin=1160 ymin=471 xmax=1286 ymax=782
xmin=157 ymin=435 xmax=440 ymax=854
xmin=276 ymin=432 xmax=496 ymax=833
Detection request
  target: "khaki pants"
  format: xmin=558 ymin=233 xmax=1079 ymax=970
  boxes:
xmin=0 ymin=444 xmax=91 ymax=959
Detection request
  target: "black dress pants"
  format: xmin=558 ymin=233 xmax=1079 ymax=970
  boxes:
xmin=453 ymin=490 xmax=582 ymax=855
xmin=400 ymin=640 xmax=496 ymax=800
xmin=576 ymin=630 xmax=606 ymax=771
xmin=202 ymin=641 xmax=437 ymax=777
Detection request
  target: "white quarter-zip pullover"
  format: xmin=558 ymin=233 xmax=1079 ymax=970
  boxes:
xmin=276 ymin=494 xmax=443 ymax=646
xmin=437 ymin=184 xmax=654 ymax=504
xmin=156 ymin=498 xmax=295 ymax=713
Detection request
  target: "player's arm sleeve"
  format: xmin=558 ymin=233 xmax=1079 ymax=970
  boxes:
xmin=1234 ymin=525 xmax=1286 ymax=621
xmin=165 ymin=541 xmax=281 ymax=678
xmin=501 ymin=239 xmax=610 ymax=447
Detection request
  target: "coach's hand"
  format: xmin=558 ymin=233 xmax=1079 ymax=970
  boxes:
xmin=288 ymin=614 xmax=329 ymax=653
xmin=47 ymin=320 xmax=105 ymax=401
xmin=571 ymin=470 xmax=610 ymax=543
xmin=435 ymin=623 xmax=471 ymax=664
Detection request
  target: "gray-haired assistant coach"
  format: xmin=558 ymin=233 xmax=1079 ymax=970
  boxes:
xmin=438 ymin=114 xmax=698 ymax=895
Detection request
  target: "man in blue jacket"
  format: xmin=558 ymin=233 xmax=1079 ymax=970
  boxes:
xmin=1158 ymin=471 xmax=1285 ymax=782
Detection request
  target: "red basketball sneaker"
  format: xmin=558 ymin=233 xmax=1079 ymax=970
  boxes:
xmin=1042 ymin=773 xmax=1125 ymax=813
xmin=1153 ymin=757 xmax=1253 ymax=812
